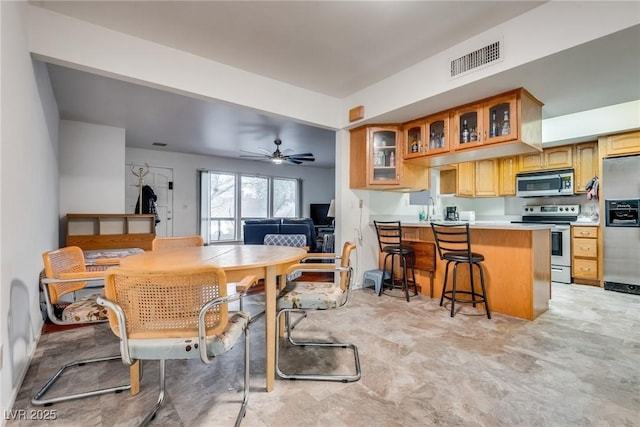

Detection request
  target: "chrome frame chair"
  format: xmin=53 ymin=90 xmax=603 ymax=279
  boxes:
xmin=151 ymin=235 xmax=204 ymax=251
xmin=275 ymin=242 xmax=361 ymax=382
xmin=430 ymin=222 xmax=491 ymax=319
xmin=32 ymin=246 xmax=131 ymax=406
xmin=98 ymin=265 xmax=256 ymax=427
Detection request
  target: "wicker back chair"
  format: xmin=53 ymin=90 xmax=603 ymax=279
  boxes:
xmin=275 ymin=241 xmax=361 ymax=382
xmin=98 ymin=265 xmax=256 ymax=427
xmin=151 ymin=235 xmax=204 ymax=251
xmin=32 ymin=246 xmax=130 ymax=406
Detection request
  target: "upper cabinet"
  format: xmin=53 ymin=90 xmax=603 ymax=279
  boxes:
xmin=602 ymin=130 xmax=640 ymax=157
xmin=403 ymin=112 xmax=451 ymax=159
xmin=573 ymin=142 xmax=599 ymax=193
xmin=452 ymin=92 xmax=518 ymax=151
xmin=498 ymin=156 xmax=518 ymax=196
xmin=519 ymin=145 xmax=573 ymax=172
xmin=350 ymin=125 xmax=430 ymax=191
xmin=405 ymin=88 xmax=543 ymax=168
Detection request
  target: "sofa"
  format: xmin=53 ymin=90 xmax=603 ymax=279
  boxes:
xmin=243 ymin=218 xmax=320 ymax=252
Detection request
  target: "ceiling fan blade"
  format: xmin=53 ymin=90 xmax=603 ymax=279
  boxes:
xmin=288 ymin=152 xmax=314 ymax=157
xmin=239 ymin=154 xmax=269 ymax=159
xmin=285 ymin=158 xmax=303 ymax=165
xmin=286 ymin=156 xmax=315 ymax=162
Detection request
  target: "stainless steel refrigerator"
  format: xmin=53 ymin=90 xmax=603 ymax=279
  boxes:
xmin=602 ymin=154 xmax=640 ymax=295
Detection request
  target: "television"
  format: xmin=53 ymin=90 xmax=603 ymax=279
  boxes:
xmin=309 ymin=203 xmax=331 ymax=226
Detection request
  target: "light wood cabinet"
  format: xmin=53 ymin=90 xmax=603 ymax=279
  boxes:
xmin=474 ymin=159 xmax=500 ymax=197
xmin=403 ymin=88 xmax=542 ymax=168
xmin=573 ymin=142 xmax=599 ymax=193
xmin=602 ymin=130 xmax=640 ymax=156
xmin=572 ymin=226 xmax=599 ymax=284
xmin=441 ymin=159 xmax=501 ymax=197
xmin=403 ymin=112 xmax=451 ymax=160
xmin=452 ymin=92 xmax=521 ymax=151
xmin=456 ymin=162 xmax=475 ymax=196
xmin=519 ymin=145 xmax=573 ymax=172
xmin=66 ymin=213 xmax=156 ymax=250
xmin=498 ymin=156 xmax=518 ymax=196
xmin=350 ymin=125 xmax=429 ymax=191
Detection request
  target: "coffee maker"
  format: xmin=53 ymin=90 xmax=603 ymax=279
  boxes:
xmin=445 ymin=206 xmax=459 ymax=221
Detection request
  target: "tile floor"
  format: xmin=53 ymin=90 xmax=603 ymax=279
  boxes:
xmin=8 ymin=283 xmax=640 ymax=427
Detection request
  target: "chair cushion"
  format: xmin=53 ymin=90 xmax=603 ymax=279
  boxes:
xmin=278 ymin=281 xmax=346 ymax=310
xmin=62 ymin=293 xmax=108 ymax=323
xmin=126 ymin=312 xmax=249 ymax=360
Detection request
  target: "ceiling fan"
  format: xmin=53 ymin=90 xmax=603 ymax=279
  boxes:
xmin=240 ymin=139 xmax=315 ymax=165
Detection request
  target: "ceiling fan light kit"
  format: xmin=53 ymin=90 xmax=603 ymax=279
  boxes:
xmin=240 ymin=139 xmax=315 ymax=165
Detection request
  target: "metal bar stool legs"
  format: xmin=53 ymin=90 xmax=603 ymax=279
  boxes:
xmin=440 ymin=259 xmax=491 ymax=319
xmin=380 ymin=252 xmax=418 ymax=302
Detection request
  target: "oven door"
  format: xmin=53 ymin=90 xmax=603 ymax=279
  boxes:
xmin=551 ymin=225 xmax=571 ymax=283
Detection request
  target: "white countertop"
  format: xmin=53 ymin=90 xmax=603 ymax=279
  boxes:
xmin=398 ymin=220 xmax=554 ymax=230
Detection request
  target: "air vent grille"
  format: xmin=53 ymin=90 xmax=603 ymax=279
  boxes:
xmin=450 ymin=41 xmax=501 ymax=78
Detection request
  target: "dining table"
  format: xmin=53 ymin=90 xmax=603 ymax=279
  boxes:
xmin=118 ymin=244 xmax=307 ymax=392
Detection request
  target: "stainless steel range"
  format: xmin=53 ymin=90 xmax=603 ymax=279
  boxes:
xmin=512 ymin=204 xmax=580 ymax=284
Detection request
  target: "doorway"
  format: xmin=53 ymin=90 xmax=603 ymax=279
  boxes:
xmin=126 ymin=163 xmax=174 ymax=237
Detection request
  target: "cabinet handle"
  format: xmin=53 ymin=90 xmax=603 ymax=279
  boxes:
xmin=580 ymin=267 xmax=592 ymax=271
xmin=579 ymin=246 xmax=591 ymax=250
xmin=580 ymin=231 xmax=590 ymax=235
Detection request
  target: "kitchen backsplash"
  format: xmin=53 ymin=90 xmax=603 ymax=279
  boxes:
xmin=370 ymin=192 xmax=599 ymax=222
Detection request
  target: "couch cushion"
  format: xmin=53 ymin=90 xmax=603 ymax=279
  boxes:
xmin=243 ymin=221 xmax=280 ymax=245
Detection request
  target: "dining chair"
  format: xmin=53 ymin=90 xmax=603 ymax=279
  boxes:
xmin=373 ymin=220 xmax=418 ymax=301
xmin=430 ymin=222 xmax=491 ymax=318
xmin=275 ymin=241 xmax=361 ymax=382
xmin=32 ymin=246 xmax=131 ymax=406
xmin=151 ymin=235 xmax=204 ymax=250
xmin=97 ymin=265 xmax=256 ymax=427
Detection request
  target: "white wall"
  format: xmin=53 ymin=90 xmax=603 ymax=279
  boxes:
xmin=1 ymin=2 xmax=60 ymax=420
xmin=59 ymin=120 xmax=125 ymax=215
xmin=126 ymin=147 xmax=335 ymax=237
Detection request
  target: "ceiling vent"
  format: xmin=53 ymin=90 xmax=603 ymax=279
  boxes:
xmin=450 ymin=39 xmax=503 ymax=78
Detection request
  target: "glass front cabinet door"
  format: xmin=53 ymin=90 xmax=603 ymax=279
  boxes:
xmin=453 ymin=103 xmax=483 ymax=150
xmin=369 ymin=127 xmax=400 ymax=184
xmin=425 ymin=112 xmax=450 ymax=155
xmin=482 ymin=93 xmax=518 ymax=145
xmin=404 ymin=119 xmax=425 ymax=159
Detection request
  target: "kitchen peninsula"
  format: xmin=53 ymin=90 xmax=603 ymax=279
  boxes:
xmin=378 ymin=220 xmax=552 ymax=320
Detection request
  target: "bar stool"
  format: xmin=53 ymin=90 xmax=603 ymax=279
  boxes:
xmin=373 ymin=220 xmax=417 ymax=302
xmin=430 ymin=222 xmax=491 ymax=318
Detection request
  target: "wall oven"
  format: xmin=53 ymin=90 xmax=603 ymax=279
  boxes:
xmin=512 ymin=204 xmax=579 ymax=284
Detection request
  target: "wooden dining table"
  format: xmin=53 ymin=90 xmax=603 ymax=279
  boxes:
xmin=118 ymin=244 xmax=307 ymax=392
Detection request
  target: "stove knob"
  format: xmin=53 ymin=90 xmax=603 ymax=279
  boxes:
xmin=571 ymin=207 xmax=575 ymax=211
xmin=559 ymin=207 xmax=563 ymax=211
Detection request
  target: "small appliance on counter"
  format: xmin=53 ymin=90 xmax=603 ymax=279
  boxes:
xmin=458 ymin=211 xmax=476 ymax=222
xmin=445 ymin=206 xmax=459 ymax=221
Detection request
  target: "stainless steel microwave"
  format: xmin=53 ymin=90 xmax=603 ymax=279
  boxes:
xmin=516 ymin=169 xmax=574 ymax=197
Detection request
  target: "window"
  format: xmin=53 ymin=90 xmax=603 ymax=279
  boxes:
xmin=199 ymin=171 xmax=300 ymax=243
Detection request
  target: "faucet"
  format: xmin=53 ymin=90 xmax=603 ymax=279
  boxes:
xmin=427 ymin=197 xmax=435 ymax=220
